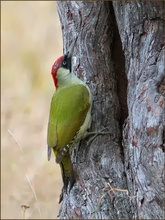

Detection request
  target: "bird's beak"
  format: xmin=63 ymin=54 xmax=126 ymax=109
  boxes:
xmin=61 ymin=36 xmax=78 ymax=72
xmin=66 ymin=36 xmax=78 ymax=58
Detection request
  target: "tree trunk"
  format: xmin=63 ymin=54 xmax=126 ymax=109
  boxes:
xmin=56 ymin=1 xmax=164 ymax=219
xmin=113 ymin=1 xmax=164 ymax=219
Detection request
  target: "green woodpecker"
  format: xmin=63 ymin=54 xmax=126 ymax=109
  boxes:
xmin=47 ymin=39 xmax=92 ymax=194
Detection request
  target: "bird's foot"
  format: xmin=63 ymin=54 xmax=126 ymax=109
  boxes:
xmin=86 ymin=127 xmax=112 ymax=145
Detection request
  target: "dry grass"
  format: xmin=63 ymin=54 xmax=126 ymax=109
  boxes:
xmin=1 ymin=1 xmax=63 ymax=219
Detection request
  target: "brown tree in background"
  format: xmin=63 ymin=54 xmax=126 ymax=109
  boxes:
xmin=56 ymin=1 xmax=164 ymax=219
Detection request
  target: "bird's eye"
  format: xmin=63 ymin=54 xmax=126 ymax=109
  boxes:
xmin=63 ymin=61 xmax=66 ymax=65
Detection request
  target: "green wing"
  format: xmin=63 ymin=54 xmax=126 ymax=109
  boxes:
xmin=47 ymin=84 xmax=90 ymax=156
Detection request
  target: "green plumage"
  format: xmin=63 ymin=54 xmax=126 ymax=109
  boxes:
xmin=48 ymin=84 xmax=90 ymax=151
xmin=47 ymin=80 xmax=91 ymax=193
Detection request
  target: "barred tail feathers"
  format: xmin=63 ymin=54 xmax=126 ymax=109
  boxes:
xmin=60 ymin=152 xmax=76 ymax=191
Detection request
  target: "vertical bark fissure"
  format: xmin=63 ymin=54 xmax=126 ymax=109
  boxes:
xmin=110 ymin=2 xmax=128 ymax=167
xmin=111 ymin=3 xmax=128 ymax=128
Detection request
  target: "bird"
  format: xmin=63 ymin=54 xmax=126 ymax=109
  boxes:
xmin=47 ymin=37 xmax=92 ymax=200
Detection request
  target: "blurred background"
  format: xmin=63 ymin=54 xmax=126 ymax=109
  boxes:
xmin=1 ymin=1 xmax=63 ymax=219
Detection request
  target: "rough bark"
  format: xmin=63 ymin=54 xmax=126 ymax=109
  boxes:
xmin=56 ymin=1 xmax=164 ymax=219
xmin=57 ymin=1 xmax=133 ymax=219
xmin=113 ymin=1 xmax=164 ymax=219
